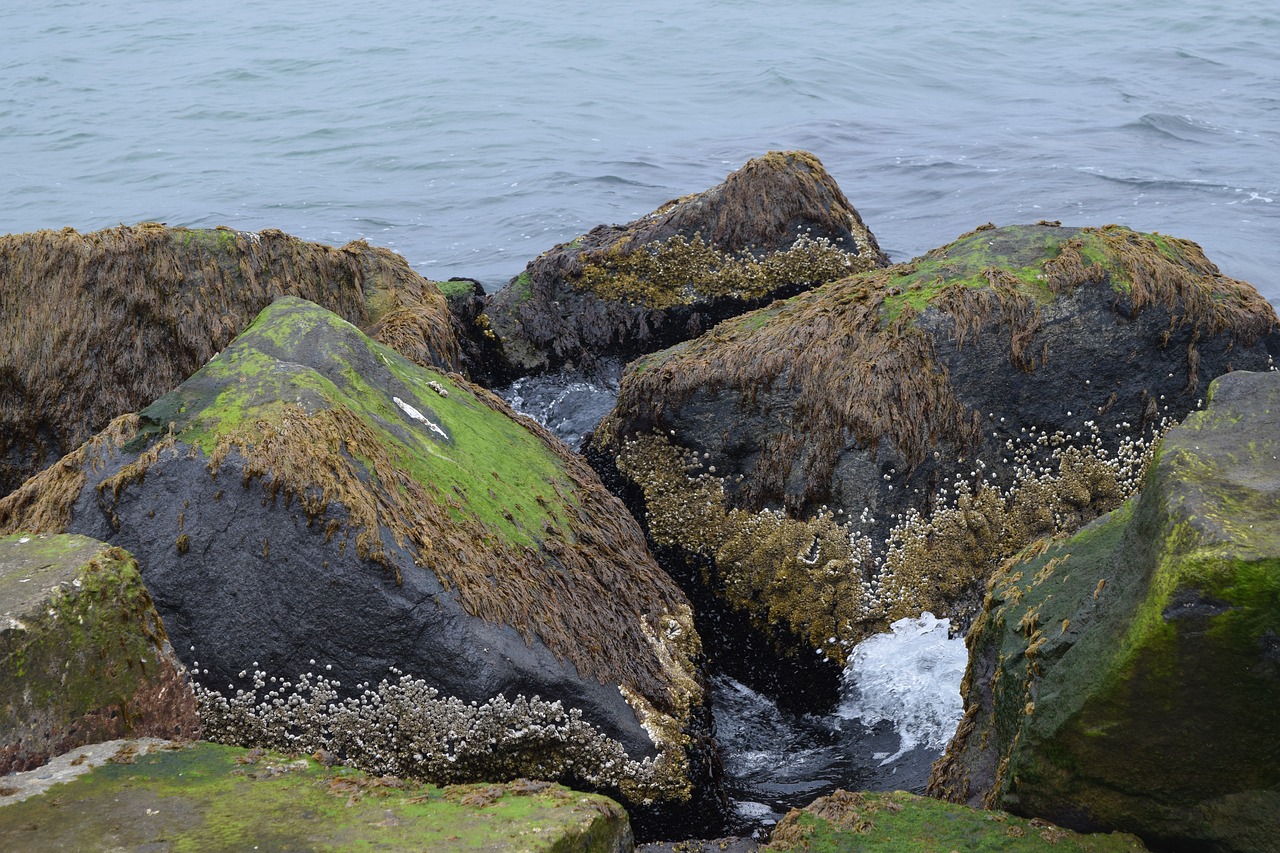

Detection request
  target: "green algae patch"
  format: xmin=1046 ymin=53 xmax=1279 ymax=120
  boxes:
xmin=0 ymin=742 xmax=631 ymax=852
xmin=764 ymin=790 xmax=1147 ymax=852
xmin=0 ymin=222 xmax=459 ymax=498
xmin=0 ymin=533 xmax=199 ymax=774
xmin=930 ymin=370 xmax=1280 ymax=851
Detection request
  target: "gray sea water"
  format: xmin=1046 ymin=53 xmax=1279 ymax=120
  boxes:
xmin=4 ymin=1 xmax=1278 ymax=302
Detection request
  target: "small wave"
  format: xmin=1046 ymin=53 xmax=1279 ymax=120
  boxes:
xmin=1134 ymin=112 xmax=1228 ymax=142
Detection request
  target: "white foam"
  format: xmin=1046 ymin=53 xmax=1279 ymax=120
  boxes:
xmin=837 ymin=612 xmax=968 ymax=765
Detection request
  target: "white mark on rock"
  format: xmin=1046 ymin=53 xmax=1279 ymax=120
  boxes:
xmin=394 ymin=397 xmax=447 ymax=439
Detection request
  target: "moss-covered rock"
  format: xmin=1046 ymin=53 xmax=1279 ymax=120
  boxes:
xmin=0 ymin=223 xmax=459 ymax=497
xmin=0 ymin=297 xmax=714 ymax=824
xmin=928 ymin=369 xmax=1280 ymax=852
xmin=0 ymin=533 xmax=199 ymax=774
xmin=0 ymin=741 xmax=632 ymax=852
xmin=762 ymin=790 xmax=1147 ymax=852
xmin=478 ymin=151 xmax=888 ymax=381
xmin=588 ymin=223 xmax=1279 ymax=701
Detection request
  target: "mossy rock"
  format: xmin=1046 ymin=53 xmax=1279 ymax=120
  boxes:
xmin=0 ymin=223 xmax=459 ymax=498
xmin=762 ymin=790 xmax=1147 ymax=852
xmin=0 ymin=741 xmax=632 ymax=852
xmin=478 ymin=151 xmax=889 ymax=381
xmin=588 ymin=223 xmax=1279 ymax=700
xmin=0 ymin=533 xmax=199 ymax=774
xmin=928 ymin=370 xmax=1280 ymax=852
xmin=0 ymin=297 xmax=713 ymax=820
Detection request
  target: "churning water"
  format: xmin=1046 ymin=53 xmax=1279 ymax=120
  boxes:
xmin=3 ymin=1 xmax=1278 ymax=302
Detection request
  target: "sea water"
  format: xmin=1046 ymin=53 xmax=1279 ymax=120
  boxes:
xmin=3 ymin=0 xmax=1278 ymax=303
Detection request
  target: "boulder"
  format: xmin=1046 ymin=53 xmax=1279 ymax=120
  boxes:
xmin=0 ymin=297 xmax=713 ymax=822
xmin=0 ymin=533 xmax=198 ymax=774
xmin=587 ymin=223 xmax=1279 ymax=701
xmin=762 ymin=790 xmax=1148 ymax=852
xmin=0 ymin=741 xmax=633 ymax=852
xmin=477 ymin=151 xmax=889 ymax=382
xmin=0 ymin=223 xmax=459 ymax=497
xmin=928 ymin=369 xmax=1280 ymax=853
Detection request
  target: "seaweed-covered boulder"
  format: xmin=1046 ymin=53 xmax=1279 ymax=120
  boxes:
xmin=928 ymin=369 xmax=1280 ymax=853
xmin=0 ymin=741 xmax=633 ymax=852
xmin=0 ymin=223 xmax=459 ymax=497
xmin=477 ymin=151 xmax=888 ymax=382
xmin=587 ymin=223 xmax=1279 ymax=700
xmin=0 ymin=297 xmax=712 ymax=820
xmin=0 ymin=533 xmax=199 ymax=774
xmin=763 ymin=790 xmax=1148 ymax=852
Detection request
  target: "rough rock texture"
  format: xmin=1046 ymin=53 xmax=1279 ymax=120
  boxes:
xmin=0 ymin=297 xmax=714 ymax=822
xmin=588 ymin=223 xmax=1279 ymax=701
xmin=0 ymin=533 xmax=199 ymax=774
xmin=477 ymin=151 xmax=889 ymax=382
xmin=0 ymin=741 xmax=633 ymax=852
xmin=928 ymin=369 xmax=1280 ymax=853
xmin=762 ymin=790 xmax=1148 ymax=852
xmin=0 ymin=223 xmax=459 ymax=497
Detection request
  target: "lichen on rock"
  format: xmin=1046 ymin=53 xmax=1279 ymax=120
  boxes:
xmin=590 ymin=222 xmax=1279 ymax=693
xmin=928 ymin=369 xmax=1280 ymax=853
xmin=0 ymin=296 xmax=711 ymax=811
xmin=0 ymin=223 xmax=459 ymax=498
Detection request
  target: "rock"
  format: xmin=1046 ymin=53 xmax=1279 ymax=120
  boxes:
xmin=0 ymin=533 xmax=199 ymax=774
xmin=0 ymin=223 xmax=459 ymax=498
xmin=928 ymin=369 xmax=1280 ymax=853
xmin=0 ymin=741 xmax=633 ymax=852
xmin=762 ymin=790 xmax=1148 ymax=852
xmin=587 ymin=223 xmax=1279 ymax=703
xmin=0 ymin=297 xmax=714 ymax=825
xmin=478 ymin=151 xmax=888 ymax=382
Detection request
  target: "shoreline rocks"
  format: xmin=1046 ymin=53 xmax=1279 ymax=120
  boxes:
xmin=475 ymin=151 xmax=888 ymax=383
xmin=929 ymin=369 xmax=1280 ymax=852
xmin=0 ymin=223 xmax=459 ymax=498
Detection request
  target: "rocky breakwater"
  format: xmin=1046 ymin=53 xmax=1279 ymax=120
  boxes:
xmin=929 ymin=369 xmax=1280 ymax=853
xmin=587 ymin=222 xmax=1279 ymax=703
xmin=0 ymin=297 xmax=715 ymax=830
xmin=0 ymin=533 xmax=199 ymax=774
xmin=0 ymin=223 xmax=460 ymax=498
xmin=472 ymin=151 xmax=889 ymax=383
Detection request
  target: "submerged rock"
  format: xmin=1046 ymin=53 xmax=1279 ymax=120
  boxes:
xmin=0 ymin=741 xmax=633 ymax=852
xmin=588 ymin=223 xmax=1279 ymax=699
xmin=929 ymin=369 xmax=1280 ymax=853
xmin=763 ymin=790 xmax=1147 ymax=852
xmin=477 ymin=151 xmax=888 ymax=382
xmin=0 ymin=297 xmax=713 ymax=820
xmin=0 ymin=223 xmax=459 ymax=497
xmin=0 ymin=533 xmax=199 ymax=774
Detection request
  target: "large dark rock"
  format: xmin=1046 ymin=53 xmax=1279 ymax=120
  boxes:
xmin=0 ymin=533 xmax=199 ymax=774
xmin=0 ymin=297 xmax=714 ymax=821
xmin=928 ymin=369 xmax=1280 ymax=853
xmin=587 ymin=223 xmax=1279 ymax=700
xmin=476 ymin=151 xmax=888 ymax=383
xmin=0 ymin=223 xmax=459 ymax=498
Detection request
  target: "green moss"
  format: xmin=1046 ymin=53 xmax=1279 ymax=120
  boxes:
xmin=764 ymin=790 xmax=1147 ymax=852
xmin=436 ymin=278 xmax=477 ymax=299
xmin=0 ymin=742 xmax=631 ymax=852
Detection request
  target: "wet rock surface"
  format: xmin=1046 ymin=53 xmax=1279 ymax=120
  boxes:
xmin=0 ymin=534 xmax=198 ymax=775
xmin=929 ymin=369 xmax=1280 ymax=852
xmin=0 ymin=297 xmax=713 ymax=822
xmin=477 ymin=151 xmax=888 ymax=382
xmin=588 ymin=223 xmax=1279 ymax=697
xmin=0 ymin=223 xmax=459 ymax=498
xmin=0 ymin=741 xmax=633 ymax=853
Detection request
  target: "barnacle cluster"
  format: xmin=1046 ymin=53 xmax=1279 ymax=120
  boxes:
xmin=576 ymin=231 xmax=877 ymax=309
xmin=194 ymin=666 xmax=691 ymax=805
xmin=615 ymin=414 xmax=1169 ymax=665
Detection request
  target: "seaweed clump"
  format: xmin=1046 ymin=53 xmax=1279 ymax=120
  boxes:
xmin=0 ymin=223 xmax=458 ymax=496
